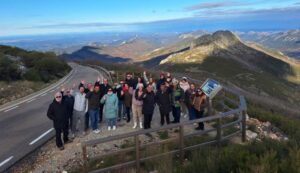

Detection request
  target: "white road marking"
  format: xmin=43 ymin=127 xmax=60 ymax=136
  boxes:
xmin=29 ymin=128 xmax=54 ymax=145
xmin=3 ymin=106 xmax=18 ymax=113
xmin=50 ymin=89 xmax=55 ymax=92
xmin=40 ymin=93 xmax=47 ymax=97
xmin=26 ymin=98 xmax=36 ymax=103
xmin=0 ymin=156 xmax=13 ymax=167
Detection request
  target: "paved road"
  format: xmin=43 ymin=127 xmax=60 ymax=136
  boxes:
xmin=0 ymin=63 xmax=102 ymax=172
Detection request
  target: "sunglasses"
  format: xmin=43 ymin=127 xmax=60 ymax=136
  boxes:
xmin=56 ymin=96 xmax=62 ymax=98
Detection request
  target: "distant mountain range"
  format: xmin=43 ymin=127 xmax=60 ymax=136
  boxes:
xmin=238 ymin=29 xmax=300 ymax=59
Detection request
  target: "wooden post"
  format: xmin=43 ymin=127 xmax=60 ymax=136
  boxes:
xmin=179 ymin=125 xmax=184 ymax=164
xmin=82 ymin=146 xmax=88 ymax=172
xmin=217 ymin=117 xmax=222 ymax=146
xmin=135 ymin=135 xmax=140 ymax=173
xmin=241 ymin=110 xmax=247 ymax=142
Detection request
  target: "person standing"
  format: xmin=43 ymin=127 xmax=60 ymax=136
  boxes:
xmin=116 ymin=80 xmax=125 ymax=121
xmin=138 ymin=84 xmax=156 ymax=129
xmin=143 ymin=71 xmax=157 ymax=93
xmin=72 ymin=84 xmax=88 ymax=137
xmin=171 ymin=79 xmax=184 ymax=123
xmin=193 ymin=88 xmax=207 ymax=130
xmin=63 ymin=88 xmax=75 ymax=134
xmin=101 ymin=88 xmax=119 ymax=130
xmin=156 ymin=73 xmax=166 ymax=91
xmin=156 ymin=83 xmax=172 ymax=126
xmin=185 ymin=83 xmax=196 ymax=121
xmin=86 ymin=83 xmax=102 ymax=134
xmin=123 ymin=83 xmax=133 ymax=123
xmin=132 ymin=83 xmax=144 ymax=129
xmin=99 ymin=78 xmax=111 ymax=123
xmin=47 ymin=92 xmax=72 ymax=150
xmin=179 ymin=77 xmax=190 ymax=118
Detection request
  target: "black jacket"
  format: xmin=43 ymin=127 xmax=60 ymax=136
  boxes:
xmin=99 ymin=83 xmax=111 ymax=97
xmin=47 ymin=99 xmax=68 ymax=129
xmin=155 ymin=88 xmax=172 ymax=114
xmin=64 ymin=95 xmax=74 ymax=118
xmin=138 ymin=91 xmax=156 ymax=115
xmin=85 ymin=91 xmax=101 ymax=110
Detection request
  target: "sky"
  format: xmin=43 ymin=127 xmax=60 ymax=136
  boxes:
xmin=0 ymin=0 xmax=300 ymax=36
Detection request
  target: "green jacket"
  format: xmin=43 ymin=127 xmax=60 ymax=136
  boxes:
xmin=172 ymin=85 xmax=184 ymax=107
xmin=100 ymin=93 xmax=118 ymax=119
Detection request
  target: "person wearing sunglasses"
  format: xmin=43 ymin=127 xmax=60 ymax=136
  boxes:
xmin=47 ymin=92 xmax=72 ymax=150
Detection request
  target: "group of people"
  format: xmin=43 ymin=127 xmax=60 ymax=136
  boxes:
xmin=47 ymin=71 xmax=208 ymax=150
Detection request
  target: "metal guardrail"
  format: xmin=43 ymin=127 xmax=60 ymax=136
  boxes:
xmin=80 ymin=74 xmax=247 ymax=173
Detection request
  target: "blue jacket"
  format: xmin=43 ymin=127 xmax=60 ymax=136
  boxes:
xmin=100 ymin=93 xmax=118 ymax=119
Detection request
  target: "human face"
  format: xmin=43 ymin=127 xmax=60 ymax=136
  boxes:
xmin=107 ymin=89 xmax=113 ymax=95
xmin=95 ymin=86 xmax=100 ymax=92
xmin=79 ymin=86 xmax=85 ymax=93
xmin=160 ymin=84 xmax=166 ymax=91
xmin=191 ymin=84 xmax=195 ymax=90
xmin=104 ymin=79 xmax=108 ymax=85
xmin=55 ymin=92 xmax=62 ymax=102
xmin=147 ymin=85 xmax=153 ymax=92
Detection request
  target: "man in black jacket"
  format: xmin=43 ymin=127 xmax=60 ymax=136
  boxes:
xmin=138 ymin=84 xmax=156 ymax=129
xmin=47 ymin=92 xmax=72 ymax=150
xmin=156 ymin=83 xmax=172 ymax=126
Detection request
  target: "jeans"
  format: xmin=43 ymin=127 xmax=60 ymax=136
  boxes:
xmin=172 ymin=106 xmax=181 ymax=123
xmin=99 ymin=104 xmax=104 ymax=123
xmin=118 ymin=100 xmax=125 ymax=119
xmin=188 ymin=107 xmax=196 ymax=120
xmin=89 ymin=109 xmax=99 ymax=130
xmin=106 ymin=118 xmax=117 ymax=128
xmin=126 ymin=107 xmax=131 ymax=122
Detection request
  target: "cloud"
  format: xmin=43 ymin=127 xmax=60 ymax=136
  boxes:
xmin=193 ymin=6 xmax=300 ymax=18
xmin=184 ymin=1 xmax=247 ymax=11
xmin=25 ymin=22 xmax=124 ymax=29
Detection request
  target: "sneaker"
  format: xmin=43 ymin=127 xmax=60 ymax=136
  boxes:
xmin=195 ymin=127 xmax=204 ymax=131
xmin=113 ymin=126 xmax=116 ymax=130
xmin=108 ymin=126 xmax=111 ymax=131
xmin=93 ymin=129 xmax=100 ymax=134
xmin=184 ymin=114 xmax=188 ymax=118
xmin=139 ymin=122 xmax=143 ymax=129
xmin=59 ymin=146 xmax=64 ymax=151
xmin=133 ymin=122 xmax=137 ymax=129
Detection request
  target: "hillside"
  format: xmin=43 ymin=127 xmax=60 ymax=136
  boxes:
xmin=140 ymin=30 xmax=300 ymax=109
xmin=0 ymin=45 xmax=71 ymax=105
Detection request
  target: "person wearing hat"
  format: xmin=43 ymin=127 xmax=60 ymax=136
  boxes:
xmin=132 ymin=83 xmax=144 ymax=129
xmin=86 ymin=82 xmax=102 ymax=134
xmin=47 ymin=92 xmax=72 ymax=150
xmin=192 ymin=88 xmax=207 ymax=130
xmin=156 ymin=82 xmax=172 ymax=126
xmin=101 ymin=87 xmax=118 ymax=130
xmin=171 ymin=78 xmax=184 ymax=123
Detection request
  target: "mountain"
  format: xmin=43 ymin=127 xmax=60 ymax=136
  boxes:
xmin=238 ymin=29 xmax=300 ymax=59
xmin=140 ymin=30 xmax=300 ymax=107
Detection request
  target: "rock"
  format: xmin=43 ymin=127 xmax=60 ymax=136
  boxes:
xmin=246 ymin=130 xmax=258 ymax=140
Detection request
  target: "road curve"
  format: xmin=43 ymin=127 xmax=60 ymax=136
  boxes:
xmin=0 ymin=63 xmax=102 ymax=172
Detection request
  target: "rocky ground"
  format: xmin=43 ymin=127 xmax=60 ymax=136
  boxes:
xmin=6 ymin=109 xmax=287 ymax=173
